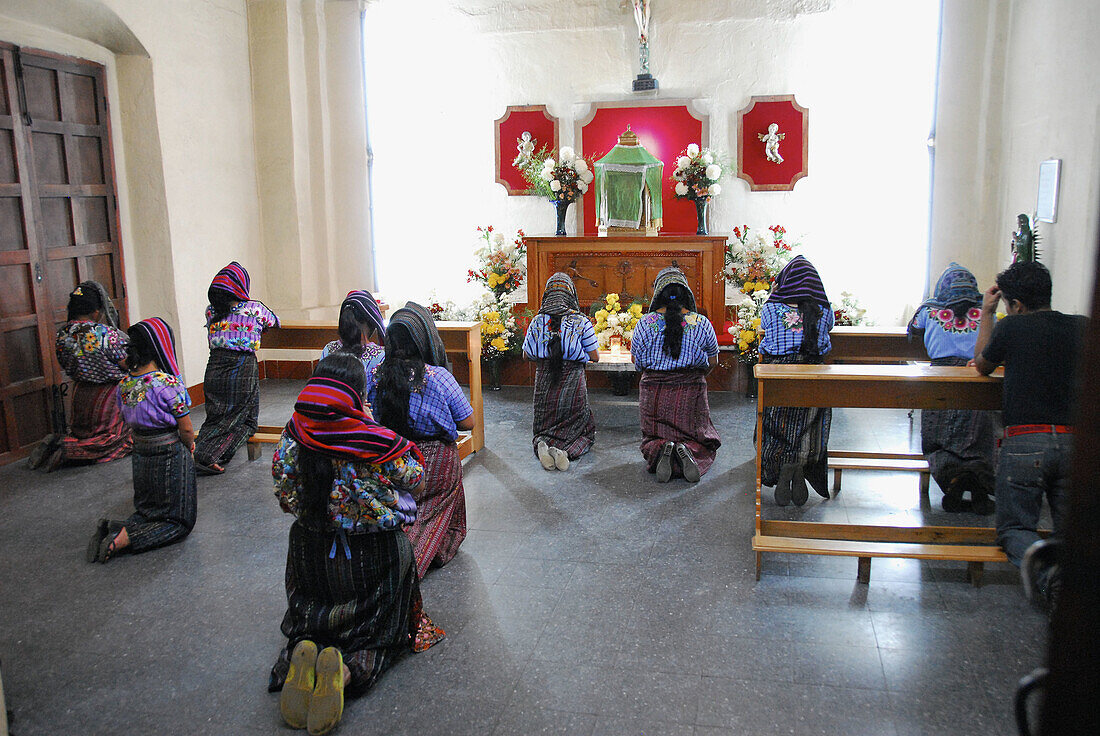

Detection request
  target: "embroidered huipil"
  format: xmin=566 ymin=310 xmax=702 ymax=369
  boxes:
xmin=117 ymin=371 xmax=191 ymax=430
xmin=205 ymin=301 xmax=279 ymax=352
xmin=910 ymin=306 xmax=984 ymax=360
xmin=630 ymin=312 xmax=719 ymax=371
xmin=522 ymin=313 xmax=599 ymax=362
xmin=321 ymin=340 xmax=386 ymax=376
xmin=272 ymin=434 xmax=423 ymax=533
xmin=759 ymin=303 xmax=834 ymax=356
xmin=55 ymin=321 xmax=128 ymax=384
xmin=365 ymin=365 xmax=473 ymax=442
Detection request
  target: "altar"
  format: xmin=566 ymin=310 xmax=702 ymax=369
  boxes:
xmin=523 ymin=235 xmax=728 ymax=324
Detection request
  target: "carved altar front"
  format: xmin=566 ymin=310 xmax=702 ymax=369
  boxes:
xmin=524 ymin=235 xmax=727 ymax=325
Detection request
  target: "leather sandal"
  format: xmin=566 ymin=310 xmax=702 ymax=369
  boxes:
xmin=308 ymin=647 xmax=345 ymax=735
xmin=655 ymin=442 xmax=674 ymax=483
xmin=280 ymin=639 xmax=318 ymax=730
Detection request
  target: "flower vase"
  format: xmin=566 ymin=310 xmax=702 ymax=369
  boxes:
xmin=554 ymin=200 xmax=571 ymax=236
xmin=695 ymin=198 xmax=709 ymax=235
xmin=483 ymin=358 xmax=503 ymax=391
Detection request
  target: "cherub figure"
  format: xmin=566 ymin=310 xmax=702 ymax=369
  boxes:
xmin=758 ymin=123 xmax=785 ymax=164
xmin=513 ymin=131 xmax=535 ymax=168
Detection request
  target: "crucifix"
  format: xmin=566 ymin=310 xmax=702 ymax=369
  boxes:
xmin=631 ymin=0 xmax=658 ymax=92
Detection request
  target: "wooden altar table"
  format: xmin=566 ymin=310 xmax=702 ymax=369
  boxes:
xmin=247 ymin=321 xmax=483 ymax=459
xmin=752 ymin=363 xmax=1005 ymax=586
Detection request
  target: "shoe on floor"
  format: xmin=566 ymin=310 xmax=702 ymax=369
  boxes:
xmin=775 ymin=463 xmax=797 ymax=506
xmin=674 ymin=443 xmax=700 ymax=483
xmin=280 ymin=640 xmax=318 ymax=730
xmin=86 ymin=518 xmax=108 ymax=563
xmin=655 ymin=442 xmax=674 ymax=483
xmin=970 ymin=487 xmax=995 ymax=515
xmin=27 ymin=434 xmax=58 ymax=470
xmin=308 ymin=647 xmax=345 ymax=735
xmin=548 ymin=446 xmax=569 ymax=471
xmin=791 ymin=465 xmax=809 ymax=506
xmin=41 ymin=445 xmax=65 ymax=473
xmin=536 ymin=441 xmax=555 ymax=470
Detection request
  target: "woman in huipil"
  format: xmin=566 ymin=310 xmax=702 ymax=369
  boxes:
xmin=908 ymin=263 xmax=997 ymax=513
xmin=630 ymin=267 xmax=721 ymax=483
xmin=368 ymin=305 xmax=474 ymax=578
xmin=321 ymin=290 xmax=387 ymax=375
xmin=522 ymin=272 xmax=600 ymax=471
xmin=40 ymin=282 xmax=131 ymax=471
xmin=270 ymin=354 xmax=444 ymax=734
xmin=758 ymin=255 xmax=835 ymax=506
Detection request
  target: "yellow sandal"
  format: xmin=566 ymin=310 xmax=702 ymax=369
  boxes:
xmin=280 ymin=640 xmax=318 ymax=729
xmin=308 ymin=647 xmax=345 ymax=735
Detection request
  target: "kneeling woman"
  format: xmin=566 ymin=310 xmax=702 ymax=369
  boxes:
xmin=87 ymin=318 xmax=196 ymax=563
xmin=522 ymin=272 xmax=599 ymax=471
xmin=270 ymin=354 xmax=445 ymax=734
xmin=630 ymin=267 xmax=721 ymax=483
xmin=759 ymin=256 xmax=835 ymax=506
xmin=321 ymin=289 xmax=387 ymax=374
xmin=369 ymin=305 xmax=474 ymax=579
xmin=908 ymin=263 xmax=996 ymax=513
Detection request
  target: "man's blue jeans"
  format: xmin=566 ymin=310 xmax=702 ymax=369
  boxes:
xmin=995 ymin=432 xmax=1072 ymax=569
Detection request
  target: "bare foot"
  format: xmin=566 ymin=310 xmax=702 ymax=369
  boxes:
xmin=104 ymin=526 xmax=131 ymax=560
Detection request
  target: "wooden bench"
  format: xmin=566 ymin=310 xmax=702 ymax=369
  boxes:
xmin=828 ymin=451 xmax=930 ymax=495
xmin=753 ymin=363 xmax=1004 ymax=586
xmin=246 ymin=320 xmax=483 ymax=461
xmin=826 ymin=325 xmax=928 ymax=364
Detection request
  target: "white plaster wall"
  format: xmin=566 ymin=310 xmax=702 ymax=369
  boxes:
xmin=365 ymin=0 xmax=941 ymax=323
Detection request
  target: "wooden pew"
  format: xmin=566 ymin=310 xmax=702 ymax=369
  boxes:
xmin=753 ymin=363 xmax=1004 ymax=586
xmin=826 ymin=325 xmax=928 ymax=364
xmin=246 ymin=320 xmax=483 ymax=460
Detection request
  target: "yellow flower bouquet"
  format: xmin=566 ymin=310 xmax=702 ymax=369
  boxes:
xmin=592 ymin=292 xmax=644 ymax=350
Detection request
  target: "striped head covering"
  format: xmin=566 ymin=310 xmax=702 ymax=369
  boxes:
xmin=287 ymin=376 xmax=420 ymax=464
xmin=539 ymin=272 xmax=580 ymax=316
xmin=396 ymin=301 xmax=449 ymax=369
xmin=210 ymin=262 xmax=250 ymax=301
xmin=767 ymin=256 xmax=829 ymax=306
xmin=132 ymin=317 xmax=182 ymax=379
xmin=649 ymin=266 xmax=697 ymax=313
xmin=342 ymin=290 xmax=386 ymax=339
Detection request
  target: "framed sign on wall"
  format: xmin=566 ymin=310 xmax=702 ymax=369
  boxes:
xmin=494 ymin=105 xmax=559 ymax=196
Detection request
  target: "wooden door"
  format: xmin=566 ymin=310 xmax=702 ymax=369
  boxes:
xmin=0 ymin=43 xmax=126 ymax=464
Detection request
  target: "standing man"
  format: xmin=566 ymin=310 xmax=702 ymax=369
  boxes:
xmin=973 ymin=261 xmax=1087 ymax=608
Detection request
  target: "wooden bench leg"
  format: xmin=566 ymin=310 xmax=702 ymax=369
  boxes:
xmin=247 ymin=442 xmax=262 ymax=461
xmin=967 ymin=561 xmax=984 ymax=588
xmin=919 ymin=471 xmax=930 ymax=496
xmin=832 ymin=468 xmax=842 ymax=493
xmin=857 ymin=556 xmax=871 ymax=584
xmin=755 ymin=552 xmax=762 ymax=581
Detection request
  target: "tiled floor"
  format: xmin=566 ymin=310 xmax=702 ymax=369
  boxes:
xmin=0 ymin=381 xmax=1047 ymax=735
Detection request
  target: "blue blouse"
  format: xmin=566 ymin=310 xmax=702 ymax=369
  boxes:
xmin=321 ymin=340 xmax=386 ymax=377
xmin=911 ymin=306 xmax=983 ymax=360
xmin=759 ymin=302 xmax=834 ymax=356
xmin=630 ymin=312 xmax=718 ymax=371
xmin=366 ymin=364 xmax=473 ymax=442
xmin=522 ymin=313 xmax=599 ymax=362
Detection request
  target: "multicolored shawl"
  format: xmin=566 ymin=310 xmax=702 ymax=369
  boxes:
xmin=767 ymin=255 xmax=829 ymax=306
xmin=210 ymin=261 xmax=251 ymax=301
xmin=286 ymin=376 xmax=419 ymax=465
xmin=539 ymin=272 xmax=580 ymax=316
xmin=648 ymin=266 xmax=697 ymax=313
xmin=342 ymin=290 xmax=386 ymax=340
xmin=393 ymin=303 xmax=448 ymax=368
xmin=132 ymin=317 xmax=183 ymax=380
xmin=69 ymin=281 xmax=120 ymax=328
xmin=908 ymin=262 xmax=982 ymax=333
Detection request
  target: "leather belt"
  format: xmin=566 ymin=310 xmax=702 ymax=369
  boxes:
xmin=1003 ymin=424 xmax=1074 ymax=438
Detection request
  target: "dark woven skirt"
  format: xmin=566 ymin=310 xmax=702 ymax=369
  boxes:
xmin=639 ymin=369 xmax=721 ymax=477
xmin=270 ymin=523 xmax=421 ymax=695
xmin=759 ymin=353 xmax=831 ymax=493
xmin=194 ymin=348 xmax=259 ymax=467
xmin=60 ymin=381 xmax=131 ymax=463
xmin=532 ymin=359 xmax=595 ymax=460
xmin=921 ymin=356 xmax=997 ymax=492
xmin=406 ymin=439 xmax=466 ymax=579
xmin=120 ymin=430 xmax=197 ymax=554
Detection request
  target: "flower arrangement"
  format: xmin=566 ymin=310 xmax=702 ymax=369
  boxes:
xmin=723 ymin=225 xmax=798 ymax=294
xmin=833 ymin=291 xmax=872 ymax=326
xmin=478 ymin=298 xmax=520 ymax=361
xmin=727 ymin=288 xmax=770 ymax=364
xmin=520 ymin=146 xmax=595 ymax=204
xmin=671 ymin=143 xmax=725 ymax=200
xmin=467 ymin=225 xmax=527 ymax=298
xmin=592 ymin=292 xmax=644 ymax=350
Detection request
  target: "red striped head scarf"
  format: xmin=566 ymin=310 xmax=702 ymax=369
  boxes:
xmin=210 ymin=262 xmax=250 ymax=301
xmin=132 ymin=317 xmax=182 ymax=379
xmin=286 ymin=376 xmax=421 ymax=464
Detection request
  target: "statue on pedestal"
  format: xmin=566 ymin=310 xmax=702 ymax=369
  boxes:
xmin=1011 ymin=213 xmax=1041 ymax=262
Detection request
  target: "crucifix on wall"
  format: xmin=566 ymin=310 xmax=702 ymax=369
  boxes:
xmin=630 ymin=0 xmax=657 ymax=92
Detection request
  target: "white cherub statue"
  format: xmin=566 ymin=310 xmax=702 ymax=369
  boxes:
xmin=758 ymin=123 xmax=785 ymax=164
xmin=513 ymin=131 xmax=535 ymax=168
